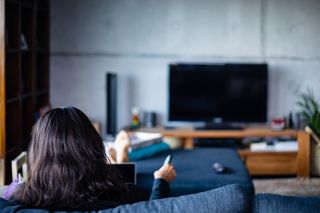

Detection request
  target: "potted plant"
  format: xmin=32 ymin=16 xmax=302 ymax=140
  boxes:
xmin=297 ymin=89 xmax=320 ymax=175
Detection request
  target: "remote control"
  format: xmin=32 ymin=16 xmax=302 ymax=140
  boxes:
xmin=163 ymin=155 xmax=172 ymax=165
xmin=213 ymin=162 xmax=225 ymax=173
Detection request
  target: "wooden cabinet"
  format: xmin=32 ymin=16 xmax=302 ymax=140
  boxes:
xmin=0 ymin=0 xmax=50 ymax=184
xmin=239 ymin=150 xmax=298 ymax=176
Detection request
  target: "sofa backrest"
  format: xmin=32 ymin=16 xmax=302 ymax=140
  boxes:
xmin=102 ymin=184 xmax=250 ymax=213
xmin=0 ymin=184 xmax=250 ymax=213
xmin=254 ymin=193 xmax=320 ymax=213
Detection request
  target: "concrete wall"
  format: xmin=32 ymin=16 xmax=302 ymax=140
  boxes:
xmin=50 ymin=0 xmax=320 ymax=136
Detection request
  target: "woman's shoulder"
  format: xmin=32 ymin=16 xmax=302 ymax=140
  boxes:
xmin=1 ymin=177 xmax=24 ymax=200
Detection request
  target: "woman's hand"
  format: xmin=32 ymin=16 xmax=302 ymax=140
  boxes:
xmin=154 ymin=163 xmax=177 ymax=183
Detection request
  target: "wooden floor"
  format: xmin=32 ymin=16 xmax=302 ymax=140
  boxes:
xmin=254 ymin=178 xmax=320 ymax=196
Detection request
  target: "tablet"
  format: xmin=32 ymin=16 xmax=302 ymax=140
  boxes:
xmin=112 ymin=163 xmax=136 ymax=184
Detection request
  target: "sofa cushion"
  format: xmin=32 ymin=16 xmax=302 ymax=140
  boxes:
xmin=0 ymin=184 xmax=250 ymax=213
xmin=129 ymin=142 xmax=170 ymax=161
xmin=254 ymin=193 xmax=320 ymax=213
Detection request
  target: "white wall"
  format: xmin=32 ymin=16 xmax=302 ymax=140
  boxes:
xmin=50 ymin=0 xmax=320 ymax=136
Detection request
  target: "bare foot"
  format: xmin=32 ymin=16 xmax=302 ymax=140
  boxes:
xmin=114 ymin=130 xmax=130 ymax=163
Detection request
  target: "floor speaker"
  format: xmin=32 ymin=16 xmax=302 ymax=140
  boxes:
xmin=106 ymin=73 xmax=117 ymax=135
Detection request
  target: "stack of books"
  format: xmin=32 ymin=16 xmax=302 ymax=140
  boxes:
xmin=129 ymin=132 xmax=162 ymax=150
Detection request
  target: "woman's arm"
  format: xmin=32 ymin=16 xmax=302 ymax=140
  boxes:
xmin=149 ymin=163 xmax=176 ymax=200
xmin=149 ymin=178 xmax=170 ymax=200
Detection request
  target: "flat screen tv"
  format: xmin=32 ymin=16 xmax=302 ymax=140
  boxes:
xmin=169 ymin=63 xmax=268 ymax=123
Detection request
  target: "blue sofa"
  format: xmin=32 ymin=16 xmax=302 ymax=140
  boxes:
xmin=1 ymin=184 xmax=320 ymax=213
xmin=254 ymin=193 xmax=320 ymax=213
xmin=2 ymin=148 xmax=318 ymax=212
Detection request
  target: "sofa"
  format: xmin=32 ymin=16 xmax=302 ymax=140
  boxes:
xmin=1 ymin=184 xmax=320 ymax=213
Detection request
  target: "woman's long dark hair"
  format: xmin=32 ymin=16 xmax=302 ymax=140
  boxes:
xmin=14 ymin=107 xmax=127 ymax=209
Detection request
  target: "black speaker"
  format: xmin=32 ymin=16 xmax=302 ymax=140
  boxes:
xmin=106 ymin=73 xmax=117 ymax=135
xmin=143 ymin=111 xmax=157 ymax=128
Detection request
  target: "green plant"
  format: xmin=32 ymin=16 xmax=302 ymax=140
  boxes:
xmin=297 ymin=89 xmax=320 ymax=136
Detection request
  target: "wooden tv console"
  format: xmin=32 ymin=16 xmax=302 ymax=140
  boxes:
xmin=139 ymin=127 xmax=310 ymax=177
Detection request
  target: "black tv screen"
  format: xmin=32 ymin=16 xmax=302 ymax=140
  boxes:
xmin=169 ymin=63 xmax=268 ymax=123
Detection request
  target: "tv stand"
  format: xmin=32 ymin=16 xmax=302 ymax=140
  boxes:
xmin=136 ymin=127 xmax=311 ymax=177
xmin=196 ymin=123 xmax=243 ymax=130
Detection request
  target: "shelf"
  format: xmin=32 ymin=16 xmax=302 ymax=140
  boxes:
xmin=6 ymin=93 xmax=35 ymax=103
xmin=239 ymin=149 xmax=298 ymax=176
xmin=36 ymin=90 xmax=48 ymax=96
xmin=6 ymin=97 xmax=19 ymax=104
xmin=21 ymin=93 xmax=33 ymax=99
xmin=2 ymin=0 xmax=50 ymax=184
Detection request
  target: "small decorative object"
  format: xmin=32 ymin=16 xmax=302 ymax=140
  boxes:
xmin=288 ymin=111 xmax=303 ymax=129
xmin=288 ymin=112 xmax=294 ymax=129
xmin=297 ymin=88 xmax=320 ymax=176
xmin=131 ymin=107 xmax=140 ymax=129
xmin=271 ymin=117 xmax=286 ymax=130
xmin=20 ymin=34 xmax=28 ymax=50
xmin=143 ymin=111 xmax=157 ymax=128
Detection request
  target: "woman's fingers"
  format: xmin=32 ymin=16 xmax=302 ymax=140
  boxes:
xmin=153 ymin=163 xmax=177 ymax=183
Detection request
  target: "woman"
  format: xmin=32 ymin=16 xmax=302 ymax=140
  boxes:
xmin=11 ymin=107 xmax=176 ymax=211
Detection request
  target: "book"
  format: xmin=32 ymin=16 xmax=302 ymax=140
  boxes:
xmin=274 ymin=141 xmax=297 ymax=151
xmin=250 ymin=141 xmax=274 ymax=151
xmin=250 ymin=140 xmax=297 ymax=152
xmin=129 ymin=132 xmax=162 ymax=150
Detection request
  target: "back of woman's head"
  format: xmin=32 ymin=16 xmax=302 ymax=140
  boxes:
xmin=14 ymin=107 xmax=125 ymax=209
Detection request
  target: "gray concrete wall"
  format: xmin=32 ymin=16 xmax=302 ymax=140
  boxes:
xmin=50 ymin=0 xmax=320 ymax=135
